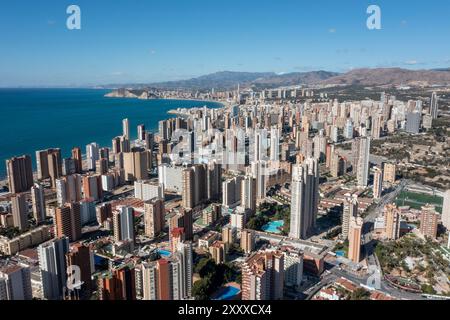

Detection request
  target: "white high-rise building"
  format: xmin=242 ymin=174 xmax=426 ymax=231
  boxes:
xmin=140 ymin=263 xmax=156 ymax=300
xmin=158 ymin=164 xmax=184 ymax=193
xmin=447 ymin=232 xmax=450 ymax=249
xmin=313 ymin=130 xmax=327 ymax=161
xmin=118 ymin=206 xmax=135 ymax=242
xmin=442 ymin=189 xmax=450 ymax=230
xmin=430 ymin=92 xmax=439 ymax=119
xmin=137 ymin=124 xmax=145 ymax=141
xmin=344 ymin=119 xmax=353 ymax=139
xmin=56 ymin=179 xmax=67 ymax=206
xmin=230 ymin=207 xmax=248 ymax=230
xmin=101 ymin=174 xmax=115 ymax=191
xmin=123 ymin=118 xmax=130 ymax=139
xmin=270 ymin=127 xmax=280 ymax=162
xmin=241 ymin=175 xmax=256 ymax=213
xmin=282 ymin=249 xmax=303 ymax=288
xmin=371 ymin=114 xmax=382 ymax=139
xmin=330 ymin=125 xmax=339 ymax=143
xmin=373 ymin=167 xmax=383 ymax=199
xmin=222 ymin=176 xmax=243 ymax=209
xmin=356 ymin=136 xmax=371 ymax=187
xmin=254 ymin=129 xmax=268 ymax=162
xmin=79 ymin=198 xmax=96 ymax=225
xmin=174 ymin=241 xmax=193 ymax=299
xmin=86 ymin=142 xmax=99 ymax=171
xmin=67 ymin=174 xmax=82 ymax=202
xmin=38 ymin=237 xmax=69 ymax=300
xmin=31 ymin=183 xmax=46 ymax=223
xmin=56 ymin=175 xmax=82 ymax=206
xmin=342 ymin=194 xmax=358 ymax=240
xmin=289 ymin=158 xmax=319 ymax=240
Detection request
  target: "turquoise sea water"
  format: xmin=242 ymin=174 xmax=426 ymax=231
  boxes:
xmin=0 ymin=89 xmax=222 ymax=178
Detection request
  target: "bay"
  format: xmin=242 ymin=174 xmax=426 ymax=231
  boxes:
xmin=0 ymin=88 xmax=222 ymax=178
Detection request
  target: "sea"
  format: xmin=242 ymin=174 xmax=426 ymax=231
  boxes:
xmin=0 ymin=88 xmax=222 ymax=178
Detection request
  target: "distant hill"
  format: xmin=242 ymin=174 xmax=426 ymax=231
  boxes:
xmin=251 ymin=71 xmax=340 ymax=88
xmin=146 ymin=71 xmax=276 ymax=90
xmin=102 ymin=67 xmax=450 ymax=91
xmin=143 ymin=70 xmax=340 ymax=90
xmin=102 ymin=71 xmax=340 ymax=91
xmin=322 ymin=68 xmax=450 ymax=86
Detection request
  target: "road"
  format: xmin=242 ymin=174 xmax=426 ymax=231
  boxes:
xmin=360 ymin=180 xmax=408 ymax=270
xmin=336 ymin=148 xmax=390 ymax=167
xmin=364 ymin=179 xmax=408 ymax=224
xmin=304 ymin=263 xmax=373 ymax=300
xmin=304 ymin=179 xmax=426 ymax=300
xmin=359 ymin=179 xmax=427 ymax=300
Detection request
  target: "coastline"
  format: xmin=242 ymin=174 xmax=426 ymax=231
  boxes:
xmin=0 ymin=96 xmax=221 ymax=184
xmin=104 ymin=92 xmax=228 ymax=108
xmin=0 ymin=89 xmax=227 ymax=181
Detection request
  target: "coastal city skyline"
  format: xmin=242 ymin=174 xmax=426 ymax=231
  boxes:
xmin=1 ymin=83 xmax=450 ymax=302
xmin=1 ymin=0 xmax=450 ymax=87
xmin=1 ymin=0 xmax=450 ymax=308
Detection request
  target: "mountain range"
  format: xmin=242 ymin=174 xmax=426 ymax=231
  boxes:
xmin=321 ymin=68 xmax=450 ymax=87
xmin=103 ymin=68 xmax=450 ymax=91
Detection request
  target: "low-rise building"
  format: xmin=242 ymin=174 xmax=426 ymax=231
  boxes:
xmin=0 ymin=226 xmax=52 ymax=256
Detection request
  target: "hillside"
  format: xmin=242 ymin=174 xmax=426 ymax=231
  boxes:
xmin=102 ymin=67 xmax=450 ymax=92
xmin=322 ymin=68 xmax=450 ymax=86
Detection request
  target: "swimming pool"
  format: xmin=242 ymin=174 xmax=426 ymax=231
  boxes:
xmin=157 ymin=249 xmax=171 ymax=257
xmin=335 ymin=251 xmax=345 ymax=257
xmin=262 ymin=220 xmax=284 ymax=234
xmin=214 ymin=286 xmax=240 ymax=300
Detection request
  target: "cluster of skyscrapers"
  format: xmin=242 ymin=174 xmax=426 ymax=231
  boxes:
xmin=0 ymin=85 xmax=447 ymax=302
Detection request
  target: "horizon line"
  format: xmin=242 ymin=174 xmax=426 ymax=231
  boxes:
xmin=1 ymin=65 xmax=449 ymax=89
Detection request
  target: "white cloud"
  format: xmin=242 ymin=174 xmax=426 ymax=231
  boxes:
xmin=328 ymin=28 xmax=336 ymax=33
xmin=404 ymin=60 xmax=419 ymax=65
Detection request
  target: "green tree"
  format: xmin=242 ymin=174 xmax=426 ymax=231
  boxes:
xmin=350 ymin=288 xmax=371 ymax=300
xmin=192 ymin=278 xmax=211 ymax=300
xmin=195 ymin=258 xmax=216 ymax=277
xmin=421 ymin=284 xmax=436 ymax=295
xmin=246 ymin=215 xmax=269 ymax=231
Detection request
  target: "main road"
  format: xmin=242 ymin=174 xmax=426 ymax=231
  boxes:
xmin=305 ymin=179 xmax=426 ymax=300
xmin=360 ymin=179 xmax=426 ymax=300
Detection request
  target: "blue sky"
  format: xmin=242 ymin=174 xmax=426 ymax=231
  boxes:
xmin=0 ymin=0 xmax=449 ymax=87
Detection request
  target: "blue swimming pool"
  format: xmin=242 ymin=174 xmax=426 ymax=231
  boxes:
xmin=157 ymin=249 xmax=171 ymax=257
xmin=335 ymin=251 xmax=345 ymax=257
xmin=262 ymin=220 xmax=284 ymax=234
xmin=214 ymin=286 xmax=240 ymax=300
